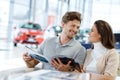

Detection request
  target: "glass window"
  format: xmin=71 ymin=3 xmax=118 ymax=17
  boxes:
xmin=20 ymin=23 xmax=41 ymax=30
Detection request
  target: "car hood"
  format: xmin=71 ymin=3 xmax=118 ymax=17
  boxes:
xmin=20 ymin=28 xmax=44 ymax=35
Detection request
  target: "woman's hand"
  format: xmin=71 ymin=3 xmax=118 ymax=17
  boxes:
xmin=74 ymin=65 xmax=85 ymax=73
xmin=51 ymin=58 xmax=71 ymax=72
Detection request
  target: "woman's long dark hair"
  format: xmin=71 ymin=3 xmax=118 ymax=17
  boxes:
xmin=93 ymin=20 xmax=115 ymax=49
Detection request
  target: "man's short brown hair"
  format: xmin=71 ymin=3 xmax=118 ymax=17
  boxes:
xmin=62 ymin=11 xmax=82 ymax=23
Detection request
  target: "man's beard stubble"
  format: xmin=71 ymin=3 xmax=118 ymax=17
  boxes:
xmin=67 ymin=30 xmax=77 ymax=39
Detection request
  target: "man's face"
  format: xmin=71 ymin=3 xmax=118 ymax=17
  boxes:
xmin=62 ymin=20 xmax=80 ymax=39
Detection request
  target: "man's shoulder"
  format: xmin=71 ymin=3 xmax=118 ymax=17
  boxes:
xmin=72 ymin=40 xmax=86 ymax=50
xmin=73 ymin=40 xmax=82 ymax=47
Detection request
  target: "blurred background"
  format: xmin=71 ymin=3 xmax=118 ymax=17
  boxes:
xmin=0 ymin=0 xmax=120 ymax=72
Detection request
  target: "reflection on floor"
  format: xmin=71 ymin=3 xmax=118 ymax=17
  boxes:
xmin=0 ymin=41 xmax=25 ymax=62
xmin=0 ymin=40 xmax=38 ymax=71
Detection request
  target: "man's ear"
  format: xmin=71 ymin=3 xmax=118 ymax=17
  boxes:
xmin=61 ymin=22 xmax=65 ymax=28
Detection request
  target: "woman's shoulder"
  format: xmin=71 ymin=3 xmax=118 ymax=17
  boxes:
xmin=105 ymin=48 xmax=119 ymax=60
xmin=107 ymin=48 xmax=119 ymax=55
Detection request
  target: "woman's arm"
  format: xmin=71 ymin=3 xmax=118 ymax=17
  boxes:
xmin=90 ymin=73 xmax=115 ymax=80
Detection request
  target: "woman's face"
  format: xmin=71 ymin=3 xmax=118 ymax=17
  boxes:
xmin=89 ymin=24 xmax=101 ymax=43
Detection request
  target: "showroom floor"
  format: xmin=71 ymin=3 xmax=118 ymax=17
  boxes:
xmin=0 ymin=40 xmax=38 ymax=61
xmin=0 ymin=40 xmax=25 ymax=62
xmin=0 ymin=40 xmax=39 ymax=71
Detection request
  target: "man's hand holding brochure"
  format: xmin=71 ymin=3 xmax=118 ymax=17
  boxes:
xmin=25 ymin=46 xmax=81 ymax=72
xmin=25 ymin=46 xmax=49 ymax=63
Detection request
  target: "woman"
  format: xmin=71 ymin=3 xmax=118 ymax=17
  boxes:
xmin=78 ymin=20 xmax=119 ymax=80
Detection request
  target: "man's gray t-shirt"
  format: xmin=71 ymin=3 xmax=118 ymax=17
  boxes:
xmin=37 ymin=36 xmax=86 ymax=70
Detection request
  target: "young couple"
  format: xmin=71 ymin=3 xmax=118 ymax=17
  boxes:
xmin=23 ymin=11 xmax=119 ymax=80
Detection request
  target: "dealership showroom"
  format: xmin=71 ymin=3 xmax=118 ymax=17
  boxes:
xmin=0 ymin=0 xmax=120 ymax=79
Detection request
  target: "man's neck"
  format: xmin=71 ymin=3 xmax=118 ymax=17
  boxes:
xmin=59 ymin=35 xmax=71 ymax=45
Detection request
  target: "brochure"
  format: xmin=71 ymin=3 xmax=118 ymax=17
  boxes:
xmin=25 ymin=46 xmax=49 ymax=63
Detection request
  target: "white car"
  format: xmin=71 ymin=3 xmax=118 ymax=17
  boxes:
xmin=44 ymin=25 xmax=62 ymax=39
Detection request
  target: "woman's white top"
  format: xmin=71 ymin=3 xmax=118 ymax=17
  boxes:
xmin=85 ymin=42 xmax=107 ymax=73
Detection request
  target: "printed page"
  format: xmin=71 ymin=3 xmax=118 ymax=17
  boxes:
xmin=25 ymin=46 xmax=49 ymax=63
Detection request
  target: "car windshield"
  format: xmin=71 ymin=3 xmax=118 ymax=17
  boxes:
xmin=20 ymin=23 xmax=42 ymax=30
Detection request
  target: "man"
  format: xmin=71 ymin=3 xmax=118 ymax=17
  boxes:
xmin=23 ymin=11 xmax=86 ymax=72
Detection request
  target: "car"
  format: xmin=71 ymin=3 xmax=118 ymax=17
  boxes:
xmin=13 ymin=22 xmax=44 ymax=47
xmin=44 ymin=25 xmax=62 ymax=39
xmin=78 ymin=28 xmax=90 ymax=43
xmin=44 ymin=25 xmax=81 ymax=40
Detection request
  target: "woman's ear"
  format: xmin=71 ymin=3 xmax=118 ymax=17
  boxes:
xmin=99 ymin=35 xmax=101 ymax=38
xmin=99 ymin=34 xmax=102 ymax=41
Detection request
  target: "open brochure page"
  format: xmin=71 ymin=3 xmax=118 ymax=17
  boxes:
xmin=25 ymin=46 xmax=48 ymax=63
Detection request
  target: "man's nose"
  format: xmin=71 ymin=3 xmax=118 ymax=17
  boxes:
xmin=88 ymin=32 xmax=91 ymax=35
